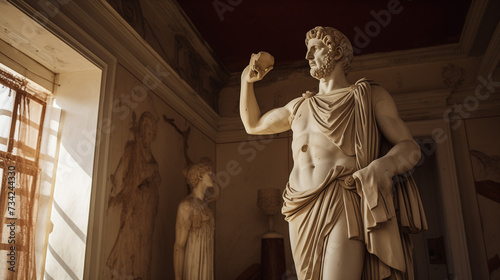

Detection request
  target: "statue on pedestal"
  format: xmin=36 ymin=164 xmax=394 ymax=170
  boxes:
xmin=174 ymin=161 xmax=220 ymax=280
xmin=239 ymin=26 xmax=427 ymax=279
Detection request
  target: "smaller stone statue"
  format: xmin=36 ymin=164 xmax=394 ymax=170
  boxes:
xmin=174 ymin=161 xmax=220 ymax=280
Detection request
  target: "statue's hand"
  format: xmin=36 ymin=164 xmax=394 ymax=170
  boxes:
xmin=242 ymin=52 xmax=274 ymax=83
xmin=242 ymin=64 xmax=273 ymax=83
xmin=352 ymin=160 xmax=394 ymax=196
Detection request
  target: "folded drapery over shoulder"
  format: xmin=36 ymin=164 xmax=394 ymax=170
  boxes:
xmin=351 ymin=79 xmax=427 ymax=279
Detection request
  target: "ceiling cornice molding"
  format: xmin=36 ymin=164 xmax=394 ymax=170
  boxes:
xmin=154 ymin=0 xmax=228 ymax=75
xmin=392 ymin=88 xmax=452 ymax=121
xmin=350 ymin=44 xmax=465 ymax=72
xmin=16 ymin=0 xmax=220 ymax=141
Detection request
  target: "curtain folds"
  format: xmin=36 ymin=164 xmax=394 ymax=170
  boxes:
xmin=0 ymin=65 xmax=46 ymax=280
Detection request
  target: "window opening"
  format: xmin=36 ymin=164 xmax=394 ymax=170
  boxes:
xmin=0 ymin=64 xmax=47 ymax=280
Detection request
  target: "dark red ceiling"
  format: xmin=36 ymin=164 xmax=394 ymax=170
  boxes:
xmin=176 ymin=0 xmax=471 ymax=73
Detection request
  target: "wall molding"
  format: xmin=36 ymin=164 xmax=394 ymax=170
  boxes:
xmin=350 ymin=43 xmax=465 ymax=72
xmin=392 ymin=88 xmax=452 ymax=121
xmin=155 ymin=0 xmax=227 ymax=74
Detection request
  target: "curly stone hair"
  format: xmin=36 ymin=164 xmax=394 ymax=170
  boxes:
xmin=305 ymin=26 xmax=353 ymax=74
xmin=186 ymin=161 xmax=213 ymax=190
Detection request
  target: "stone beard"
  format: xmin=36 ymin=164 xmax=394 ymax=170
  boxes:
xmin=309 ymin=49 xmax=335 ymax=80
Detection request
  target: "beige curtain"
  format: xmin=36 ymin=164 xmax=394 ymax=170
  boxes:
xmin=0 ymin=67 xmax=46 ymax=280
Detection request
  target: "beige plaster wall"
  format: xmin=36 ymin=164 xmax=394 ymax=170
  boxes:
xmin=42 ymin=69 xmax=102 ymax=280
xmin=215 ymin=136 xmax=294 ymax=279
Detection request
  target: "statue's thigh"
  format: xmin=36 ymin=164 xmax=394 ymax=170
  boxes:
xmin=322 ymin=212 xmax=364 ymax=280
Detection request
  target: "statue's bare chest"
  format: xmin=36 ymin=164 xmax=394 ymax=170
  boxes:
xmin=291 ymin=100 xmax=325 ymax=134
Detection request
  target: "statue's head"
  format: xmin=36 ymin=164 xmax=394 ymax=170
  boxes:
xmin=187 ymin=161 xmax=214 ymax=190
xmin=138 ymin=111 xmax=157 ymax=145
xmin=305 ymin=26 xmax=353 ymax=77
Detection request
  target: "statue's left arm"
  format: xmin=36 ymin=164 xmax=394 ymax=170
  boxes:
xmin=353 ymin=86 xmax=421 ymax=190
xmin=173 ymin=202 xmax=190 ymax=280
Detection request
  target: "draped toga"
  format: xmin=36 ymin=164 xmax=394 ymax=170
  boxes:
xmin=282 ymin=78 xmax=427 ymax=280
xmin=176 ymin=195 xmax=215 ymax=280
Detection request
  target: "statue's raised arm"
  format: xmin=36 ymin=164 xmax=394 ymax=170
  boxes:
xmin=239 ymin=52 xmax=297 ymax=135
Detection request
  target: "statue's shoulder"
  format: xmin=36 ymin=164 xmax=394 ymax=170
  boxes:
xmin=354 ymin=78 xmax=379 ymax=87
xmin=284 ymin=95 xmax=307 ymax=121
xmin=369 ymin=83 xmax=395 ymax=107
xmin=286 ymin=95 xmax=306 ymax=108
xmin=178 ymin=196 xmax=195 ymax=211
xmin=353 ymin=78 xmax=393 ymax=105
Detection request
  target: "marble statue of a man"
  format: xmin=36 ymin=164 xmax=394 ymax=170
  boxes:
xmin=240 ymin=26 xmax=426 ymax=279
